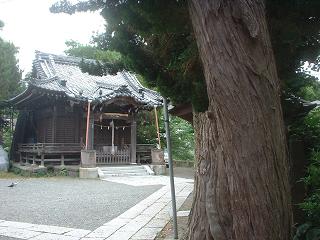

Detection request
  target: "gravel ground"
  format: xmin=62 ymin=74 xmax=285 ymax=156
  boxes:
xmin=0 ymin=177 xmax=161 ymax=230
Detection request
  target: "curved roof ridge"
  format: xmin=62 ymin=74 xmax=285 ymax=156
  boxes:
xmin=27 ymin=50 xmax=163 ymax=107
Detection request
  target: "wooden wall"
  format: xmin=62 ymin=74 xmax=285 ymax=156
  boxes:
xmin=93 ymin=119 xmax=131 ymax=147
xmin=34 ymin=103 xmax=82 ymax=144
xmin=29 ymin=102 xmax=133 ymax=147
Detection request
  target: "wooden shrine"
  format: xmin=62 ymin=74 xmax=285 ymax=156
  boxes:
xmin=7 ymin=51 xmax=162 ymax=167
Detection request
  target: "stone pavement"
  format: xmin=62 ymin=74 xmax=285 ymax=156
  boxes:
xmin=155 ymin=192 xmax=193 ymax=240
xmin=0 ymin=176 xmax=194 ymax=240
xmin=0 ymin=178 xmax=160 ymax=230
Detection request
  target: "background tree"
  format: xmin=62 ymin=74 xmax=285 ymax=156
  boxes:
xmin=0 ymin=21 xmax=22 ymax=101
xmin=51 ymin=1 xmax=320 ymax=239
xmin=136 ymin=110 xmax=195 ymax=162
xmin=65 ymin=39 xmax=124 ymax=75
xmin=0 ymin=20 xmax=22 ymax=150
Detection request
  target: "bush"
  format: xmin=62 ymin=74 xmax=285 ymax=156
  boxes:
xmin=2 ymin=126 xmax=13 ymax=152
xmin=294 ymin=110 xmax=320 ymax=240
xmin=299 ymin=151 xmax=320 ymax=225
xmin=137 ymin=109 xmax=195 ymax=161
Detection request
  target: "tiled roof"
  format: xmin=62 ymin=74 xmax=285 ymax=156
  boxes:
xmin=25 ymin=51 xmax=162 ymax=107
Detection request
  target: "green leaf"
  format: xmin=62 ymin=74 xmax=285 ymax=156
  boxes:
xmin=306 ymin=228 xmax=320 ymax=240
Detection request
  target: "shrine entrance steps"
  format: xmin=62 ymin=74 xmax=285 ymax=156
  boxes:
xmin=98 ymin=165 xmax=154 ymax=178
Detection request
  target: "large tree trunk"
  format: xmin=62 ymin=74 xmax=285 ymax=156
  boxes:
xmin=187 ymin=1 xmax=292 ymax=239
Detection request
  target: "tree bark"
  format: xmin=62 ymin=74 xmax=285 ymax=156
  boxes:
xmin=187 ymin=1 xmax=292 ymax=239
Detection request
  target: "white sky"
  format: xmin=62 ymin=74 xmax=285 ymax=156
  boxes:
xmin=0 ymin=0 xmax=105 ymax=76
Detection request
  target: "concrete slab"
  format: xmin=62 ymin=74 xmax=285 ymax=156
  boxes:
xmin=80 ymin=238 xmax=105 ymax=240
xmin=0 ymin=226 xmax=41 ymax=239
xmin=29 ymin=233 xmax=80 ymax=240
xmin=86 ymin=225 xmax=118 ymax=238
xmin=64 ymin=229 xmax=91 ymax=238
xmin=131 ymin=227 xmax=162 ymax=239
xmin=27 ymin=225 xmax=74 ymax=234
xmin=177 ymin=210 xmax=190 ymax=217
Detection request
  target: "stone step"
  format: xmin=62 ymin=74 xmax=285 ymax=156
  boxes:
xmin=99 ymin=166 xmax=145 ymax=171
xmin=101 ymin=172 xmax=149 ymax=177
xmin=100 ymin=169 xmax=147 ymax=174
xmin=98 ymin=165 xmax=153 ymax=178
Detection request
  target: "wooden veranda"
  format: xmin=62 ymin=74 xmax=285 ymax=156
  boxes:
xmin=18 ymin=143 xmax=155 ymax=166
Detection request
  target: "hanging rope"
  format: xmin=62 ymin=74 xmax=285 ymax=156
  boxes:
xmin=154 ymin=106 xmax=161 ymax=149
xmin=94 ymin=124 xmax=130 ymax=129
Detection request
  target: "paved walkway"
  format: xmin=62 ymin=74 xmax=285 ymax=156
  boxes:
xmin=0 ymin=176 xmax=194 ymax=240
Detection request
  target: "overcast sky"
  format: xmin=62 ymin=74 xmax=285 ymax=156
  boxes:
xmin=0 ymin=0 xmax=319 ymax=81
xmin=0 ymin=0 xmax=105 ymax=75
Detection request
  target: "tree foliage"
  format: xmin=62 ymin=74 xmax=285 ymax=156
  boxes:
xmin=65 ymin=40 xmax=119 ymax=60
xmin=51 ymin=0 xmax=208 ymax=112
xmin=51 ymin=0 xmax=320 ymax=114
xmin=169 ymin=115 xmax=194 ymax=161
xmin=0 ymin=21 xmax=22 ymax=101
xmin=0 ymin=20 xmax=21 ymax=152
xmin=266 ymin=0 xmax=320 ymax=92
xmin=65 ymin=40 xmax=124 ymax=75
xmin=290 ymin=105 xmax=320 ymax=238
xmin=137 ymin=109 xmax=194 ymax=161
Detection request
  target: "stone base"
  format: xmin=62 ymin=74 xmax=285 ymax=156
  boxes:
xmin=81 ymin=150 xmax=96 ymax=168
xmin=0 ymin=146 xmax=8 ymax=172
xmin=79 ymin=167 xmax=98 ymax=179
xmin=151 ymin=149 xmax=165 ymax=164
xmin=149 ymin=164 xmax=166 ymax=175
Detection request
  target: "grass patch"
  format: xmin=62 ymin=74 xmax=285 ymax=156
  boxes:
xmin=0 ymin=171 xmax=26 ymax=179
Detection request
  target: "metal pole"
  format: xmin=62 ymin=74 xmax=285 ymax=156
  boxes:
xmin=163 ymin=98 xmax=178 ymax=239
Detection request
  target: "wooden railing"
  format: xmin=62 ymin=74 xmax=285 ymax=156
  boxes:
xmin=19 ymin=143 xmax=82 ymax=154
xmin=18 ymin=143 xmax=82 ymax=166
xmin=96 ymin=148 xmax=130 ymax=165
xmin=17 ymin=143 xmax=155 ymax=166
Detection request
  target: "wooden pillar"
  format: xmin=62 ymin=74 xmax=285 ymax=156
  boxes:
xmin=130 ymin=114 xmax=137 ymax=164
xmin=52 ymin=106 xmax=57 ymax=143
xmin=41 ymin=154 xmax=44 ymax=167
xmin=85 ymin=101 xmax=94 ymax=150
xmin=61 ymin=154 xmax=65 ymax=166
